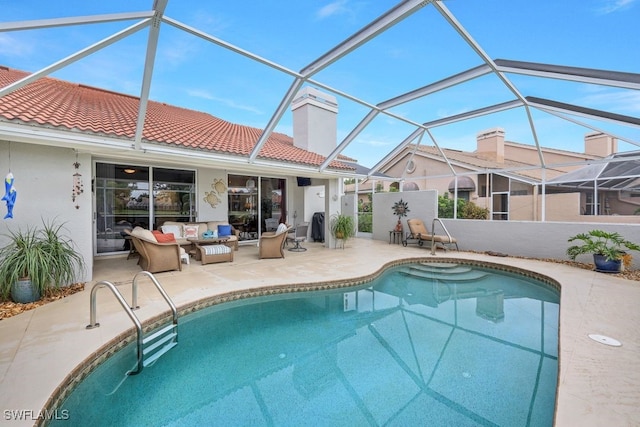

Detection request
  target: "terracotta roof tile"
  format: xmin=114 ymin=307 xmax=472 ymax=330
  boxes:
xmin=0 ymin=66 xmax=353 ymax=171
xmin=411 ymin=144 xmax=570 ymax=181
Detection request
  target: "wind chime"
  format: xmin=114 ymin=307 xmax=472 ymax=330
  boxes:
xmin=72 ymin=153 xmax=84 ymax=209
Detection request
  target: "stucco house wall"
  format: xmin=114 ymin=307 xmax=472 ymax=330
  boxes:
xmin=0 ymin=142 xmax=93 ymax=282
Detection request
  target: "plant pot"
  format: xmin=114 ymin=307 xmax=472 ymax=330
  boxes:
xmin=11 ymin=278 xmax=41 ymax=303
xmin=593 ymin=254 xmax=622 ymax=273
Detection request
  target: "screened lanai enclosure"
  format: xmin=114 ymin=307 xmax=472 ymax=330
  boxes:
xmin=546 ymin=151 xmax=640 ymax=216
xmin=0 ymin=0 xmax=638 ymax=227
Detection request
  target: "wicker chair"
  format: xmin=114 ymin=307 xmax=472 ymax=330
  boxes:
xmin=125 ymin=228 xmax=183 ymax=273
xmin=258 ymin=225 xmax=291 ymax=259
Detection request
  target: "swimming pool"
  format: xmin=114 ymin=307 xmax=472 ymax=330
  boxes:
xmin=48 ymin=262 xmax=559 ymax=426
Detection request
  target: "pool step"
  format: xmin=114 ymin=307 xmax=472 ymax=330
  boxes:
xmin=143 ymin=341 xmax=178 ymax=367
xmin=415 ymin=263 xmax=473 ymax=274
xmin=142 ymin=323 xmax=178 ymax=368
xmin=400 ymin=264 xmax=488 ymax=282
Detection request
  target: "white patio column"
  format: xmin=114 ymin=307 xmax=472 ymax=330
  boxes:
xmin=325 ymin=178 xmax=341 ymax=249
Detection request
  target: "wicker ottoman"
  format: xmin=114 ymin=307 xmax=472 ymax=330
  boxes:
xmin=198 ymin=244 xmax=233 ymax=265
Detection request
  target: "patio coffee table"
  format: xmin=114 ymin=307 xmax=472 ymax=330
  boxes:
xmin=187 ymin=237 xmax=231 ymax=261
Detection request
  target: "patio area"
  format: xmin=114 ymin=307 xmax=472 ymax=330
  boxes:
xmin=1 ymin=237 xmax=639 ymax=426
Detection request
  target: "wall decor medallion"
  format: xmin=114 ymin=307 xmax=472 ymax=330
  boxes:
xmin=203 ymin=191 xmax=220 ymax=208
xmin=213 ymin=178 xmax=227 ymax=194
xmin=203 ymin=178 xmax=228 ymax=208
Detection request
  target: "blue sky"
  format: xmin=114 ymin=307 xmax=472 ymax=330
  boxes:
xmin=0 ymin=0 xmax=638 ymax=168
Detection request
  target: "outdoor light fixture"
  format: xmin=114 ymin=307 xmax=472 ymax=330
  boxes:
xmin=123 ymin=168 xmax=136 ymax=174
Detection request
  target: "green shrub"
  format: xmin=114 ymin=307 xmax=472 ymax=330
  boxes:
xmin=358 ymin=213 xmax=372 ymax=232
xmin=438 ymin=194 xmax=488 ymax=219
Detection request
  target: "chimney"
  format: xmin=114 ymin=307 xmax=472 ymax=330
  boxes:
xmin=476 ymin=127 xmax=505 ymax=162
xmin=291 ymin=87 xmax=338 ymax=157
xmin=584 ymin=132 xmax=617 ymax=157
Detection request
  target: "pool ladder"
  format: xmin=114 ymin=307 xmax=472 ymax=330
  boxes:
xmin=86 ymin=271 xmax=178 ymax=375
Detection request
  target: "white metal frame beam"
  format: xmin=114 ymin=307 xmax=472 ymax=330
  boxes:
xmin=300 ymin=0 xmax=431 ymax=76
xmin=0 ymin=0 xmax=637 ymax=185
xmin=0 ymin=11 xmax=153 ymax=32
xmin=250 ymin=0 xmax=431 ymax=162
xmin=133 ymin=0 xmax=167 ymax=150
xmin=433 ymin=1 xmax=547 ymax=169
xmin=0 ymin=19 xmax=151 ymax=99
xmin=378 ymin=64 xmax=492 ymax=109
xmin=495 ymin=59 xmax=640 ymax=91
xmin=527 ymin=96 xmax=640 ymax=129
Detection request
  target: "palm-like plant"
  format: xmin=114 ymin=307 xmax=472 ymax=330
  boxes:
xmin=0 ymin=221 xmax=84 ymax=301
xmin=330 ymin=213 xmax=355 ymax=242
xmin=0 ymin=227 xmax=49 ymax=300
xmin=567 ymin=229 xmax=640 ymax=261
xmin=39 ymin=221 xmax=85 ymax=289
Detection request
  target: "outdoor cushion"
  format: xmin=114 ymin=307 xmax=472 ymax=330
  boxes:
xmin=276 ymin=223 xmax=288 ymax=234
xmin=203 ymin=244 xmax=231 ymax=255
xmin=131 ymin=227 xmax=157 ymax=242
xmin=161 ymin=224 xmax=183 ymax=238
xmin=152 ymin=230 xmax=176 ymax=243
xmin=217 ymin=224 xmax=232 ymax=236
xmin=183 ymin=225 xmax=199 ymax=238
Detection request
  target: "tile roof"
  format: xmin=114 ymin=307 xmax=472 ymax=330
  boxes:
xmin=411 ymin=144 xmax=572 ymax=181
xmin=0 ymin=66 xmax=354 ymax=171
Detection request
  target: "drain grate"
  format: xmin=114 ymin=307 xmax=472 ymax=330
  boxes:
xmin=588 ymin=334 xmax=622 ymax=347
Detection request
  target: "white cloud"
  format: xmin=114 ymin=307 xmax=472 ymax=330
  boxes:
xmin=579 ymin=90 xmax=640 ymax=114
xmin=190 ymin=10 xmax=228 ymax=33
xmin=596 ymin=0 xmax=637 ymax=14
xmin=317 ymin=0 xmax=349 ymax=19
xmin=187 ymin=89 xmax=264 ymax=114
xmin=0 ymin=34 xmax=34 ymax=57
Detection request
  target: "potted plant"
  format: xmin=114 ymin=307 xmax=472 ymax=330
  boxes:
xmin=566 ymin=229 xmax=640 ymax=273
xmin=0 ymin=221 xmax=84 ymax=303
xmin=330 ymin=213 xmax=355 ymax=244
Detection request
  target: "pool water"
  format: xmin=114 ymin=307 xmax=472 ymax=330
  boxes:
xmin=50 ymin=263 xmax=559 ymax=426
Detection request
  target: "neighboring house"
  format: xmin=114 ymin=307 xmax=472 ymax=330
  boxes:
xmin=0 ymin=67 xmax=353 ymax=280
xmin=347 ymin=128 xmax=640 ymax=222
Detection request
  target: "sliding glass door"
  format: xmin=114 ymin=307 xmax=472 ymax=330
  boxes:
xmin=95 ymin=163 xmax=195 ymax=254
xmin=228 ymin=174 xmax=286 ymax=241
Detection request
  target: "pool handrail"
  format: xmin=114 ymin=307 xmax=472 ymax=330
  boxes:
xmin=86 ymin=271 xmax=179 ymax=375
xmin=131 ymin=270 xmax=178 ymax=326
xmin=431 ymin=218 xmax=457 ymax=255
xmin=86 ymin=280 xmax=144 ymax=374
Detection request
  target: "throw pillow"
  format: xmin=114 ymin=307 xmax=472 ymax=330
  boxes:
xmin=152 ymin=230 xmax=176 ymax=243
xmin=217 ymin=224 xmax=232 ymax=237
xmin=183 ymin=225 xmax=199 ymax=239
xmin=276 ymin=223 xmax=288 ymax=235
xmin=161 ymin=224 xmax=183 ymax=238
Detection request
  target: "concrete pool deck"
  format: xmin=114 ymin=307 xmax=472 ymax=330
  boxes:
xmin=0 ymin=237 xmax=639 ymax=426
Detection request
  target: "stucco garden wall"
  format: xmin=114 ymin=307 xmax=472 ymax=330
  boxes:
xmin=372 ymin=190 xmax=438 ymax=242
xmin=441 ymin=219 xmax=640 ymax=269
xmin=370 ymin=190 xmax=640 ymax=269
